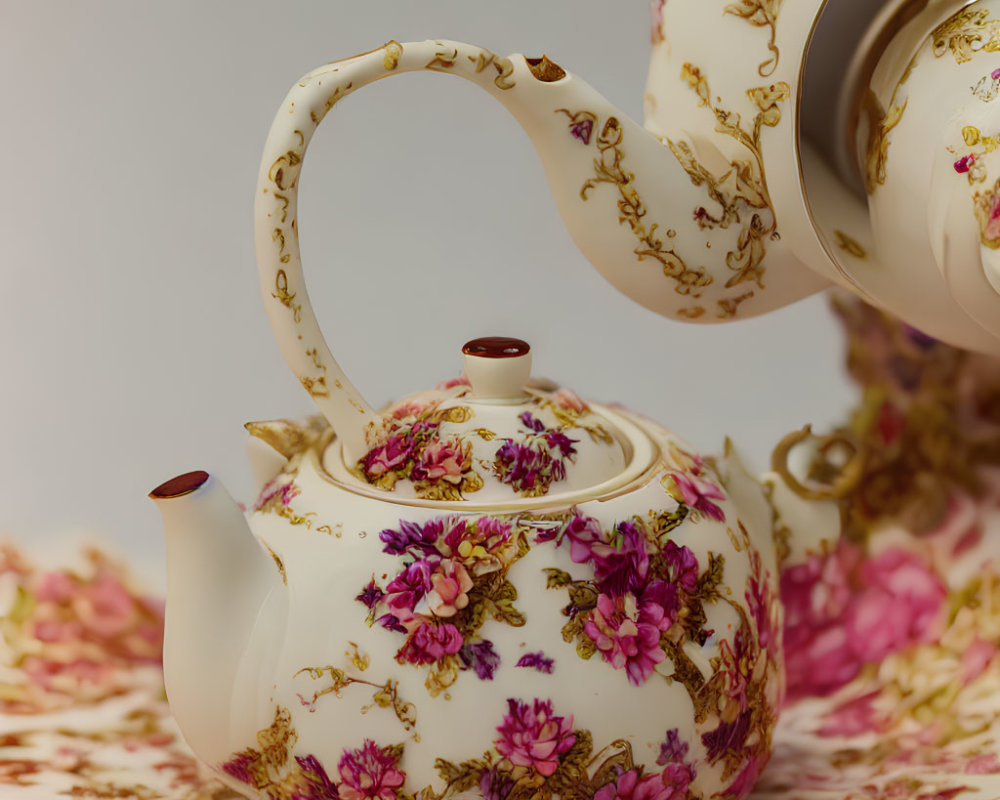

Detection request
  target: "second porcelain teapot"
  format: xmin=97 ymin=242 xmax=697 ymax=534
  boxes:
xmin=255 ymin=0 xmax=1000 ymax=375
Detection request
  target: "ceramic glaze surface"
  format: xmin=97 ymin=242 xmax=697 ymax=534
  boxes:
xmin=164 ymin=403 xmax=785 ymax=800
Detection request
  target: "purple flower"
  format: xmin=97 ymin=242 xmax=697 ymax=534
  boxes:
xmin=583 ymin=594 xmax=668 ymax=686
xmin=495 ymin=698 xmax=576 ymax=777
xmin=666 ymin=472 xmax=726 ymax=521
xmin=397 ymin=622 xmax=463 ymax=664
xmin=516 ymin=651 xmax=555 ymax=674
xmin=570 ymin=118 xmax=593 ymax=145
xmin=494 ymin=440 xmax=560 ymax=494
xmin=460 ymin=639 xmax=502 ymax=680
xmin=656 ymin=729 xmax=688 ymax=766
xmin=380 ymin=518 xmax=457 ymax=557
xmin=545 ymin=430 xmax=578 ymax=459
xmin=337 ymin=740 xmax=406 ymax=800
xmin=702 ymin=708 xmax=752 ymax=762
xmin=593 ymin=521 xmax=651 ymax=597
xmin=661 ymin=542 xmax=699 ymax=595
xmin=519 ymin=411 xmax=546 ymax=433
xmin=356 ymin=578 xmax=383 ymax=610
xmin=383 ymin=560 xmax=436 ymax=630
xmin=294 ymin=754 xmax=341 ymax=799
xmin=480 ymin=766 xmax=515 ymax=800
xmin=376 ymin=614 xmax=407 ymax=634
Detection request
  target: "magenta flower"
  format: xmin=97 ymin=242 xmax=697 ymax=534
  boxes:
xmin=362 ymin=435 xmax=413 ymax=478
xmin=583 ymin=594 xmax=668 ymax=685
xmin=661 ymin=542 xmax=699 ymax=595
xmin=337 ymin=740 xmax=406 ymax=800
xmin=383 ymin=560 xmax=435 ymax=630
xmin=594 ymin=768 xmax=690 ymax=800
xmin=516 ymin=651 xmax=555 ymax=674
xmin=397 ymin=622 xmax=463 ymax=664
xmin=563 ymin=514 xmax=606 ymax=564
xmin=495 ymin=698 xmax=576 ymax=777
xmin=666 ymin=472 xmax=726 ymax=521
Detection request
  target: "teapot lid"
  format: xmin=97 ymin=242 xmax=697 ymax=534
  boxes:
xmin=334 ymin=337 xmax=641 ymax=504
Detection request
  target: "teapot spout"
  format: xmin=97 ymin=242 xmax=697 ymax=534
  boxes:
xmin=255 ymin=40 xmax=832 ymax=464
xmin=149 ymin=471 xmax=279 ymax=762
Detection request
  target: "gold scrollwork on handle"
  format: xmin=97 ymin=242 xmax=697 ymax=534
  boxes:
xmin=272 ymin=269 xmax=302 ymax=323
xmin=425 ymin=43 xmax=516 ymax=90
xmin=268 ymin=149 xmax=302 ymax=191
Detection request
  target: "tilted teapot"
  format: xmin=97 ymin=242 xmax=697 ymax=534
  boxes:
xmin=241 ymin=0 xmax=1000 ymax=358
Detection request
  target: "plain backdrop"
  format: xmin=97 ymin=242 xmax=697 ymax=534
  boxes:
xmin=0 ymin=1 xmax=856 ymax=585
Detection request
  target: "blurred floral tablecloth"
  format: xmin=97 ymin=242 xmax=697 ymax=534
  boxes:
xmin=7 ymin=297 xmax=1000 ymax=800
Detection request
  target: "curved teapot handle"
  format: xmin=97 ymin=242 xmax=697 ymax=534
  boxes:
xmin=256 ymin=39 xmax=825 ymax=463
xmin=255 ymin=40 xmax=568 ymax=463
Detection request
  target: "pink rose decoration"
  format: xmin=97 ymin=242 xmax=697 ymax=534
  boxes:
xmin=412 ymin=438 xmax=468 ymax=484
xmin=666 ymin=472 xmax=726 ymax=522
xmin=337 ymin=740 xmax=406 ymax=800
xmin=782 ymin=541 xmax=946 ymax=700
xmin=495 ymin=698 xmax=576 ymax=777
xmin=426 ymin=559 xmax=474 ymax=617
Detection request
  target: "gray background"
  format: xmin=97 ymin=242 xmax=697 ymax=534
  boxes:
xmin=0 ymin=1 xmax=854 ymax=584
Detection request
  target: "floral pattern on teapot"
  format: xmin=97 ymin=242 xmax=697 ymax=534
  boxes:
xmin=220 ymin=698 xmax=705 ymax=800
xmin=352 ymin=385 xmax=617 ymax=500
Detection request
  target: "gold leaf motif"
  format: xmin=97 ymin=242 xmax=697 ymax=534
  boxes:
xmin=669 ymin=67 xmax=790 ymax=296
xmin=383 ymin=40 xmax=403 ymax=70
xmin=268 ymin=149 xmax=302 ymax=191
xmin=933 ymin=8 xmax=1000 ymax=64
xmin=724 ymin=0 xmax=784 ymax=77
xmin=558 ymin=108 xmax=713 ymax=297
xmin=263 ymin=543 xmax=287 ymax=586
xmin=834 ymin=230 xmax=867 ymax=259
xmin=973 ymin=176 xmax=1000 ymax=248
xmin=299 ymin=375 xmax=329 ymax=398
xmin=717 ymin=291 xmax=754 ymax=319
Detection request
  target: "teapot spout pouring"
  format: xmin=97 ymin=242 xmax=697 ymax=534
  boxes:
xmin=149 ymin=471 xmax=280 ymax=761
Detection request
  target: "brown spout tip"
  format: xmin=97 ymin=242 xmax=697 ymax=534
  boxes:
xmin=149 ymin=470 xmax=210 ymax=499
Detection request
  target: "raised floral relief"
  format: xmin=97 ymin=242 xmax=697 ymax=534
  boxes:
xmin=493 ymin=412 xmax=578 ymax=497
xmin=356 ymin=401 xmax=484 ymax=501
xmin=358 ymin=515 xmax=529 ymax=696
xmin=220 ymin=698 xmax=700 ymax=800
xmin=352 ymin=385 xmax=613 ymax=500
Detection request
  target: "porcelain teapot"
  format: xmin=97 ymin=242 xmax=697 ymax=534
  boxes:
xmin=152 ymin=340 xmax=847 ymax=800
xmin=235 ymin=0 xmax=1000 ymax=363
xmin=147 ymin=15 xmax=920 ymax=800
